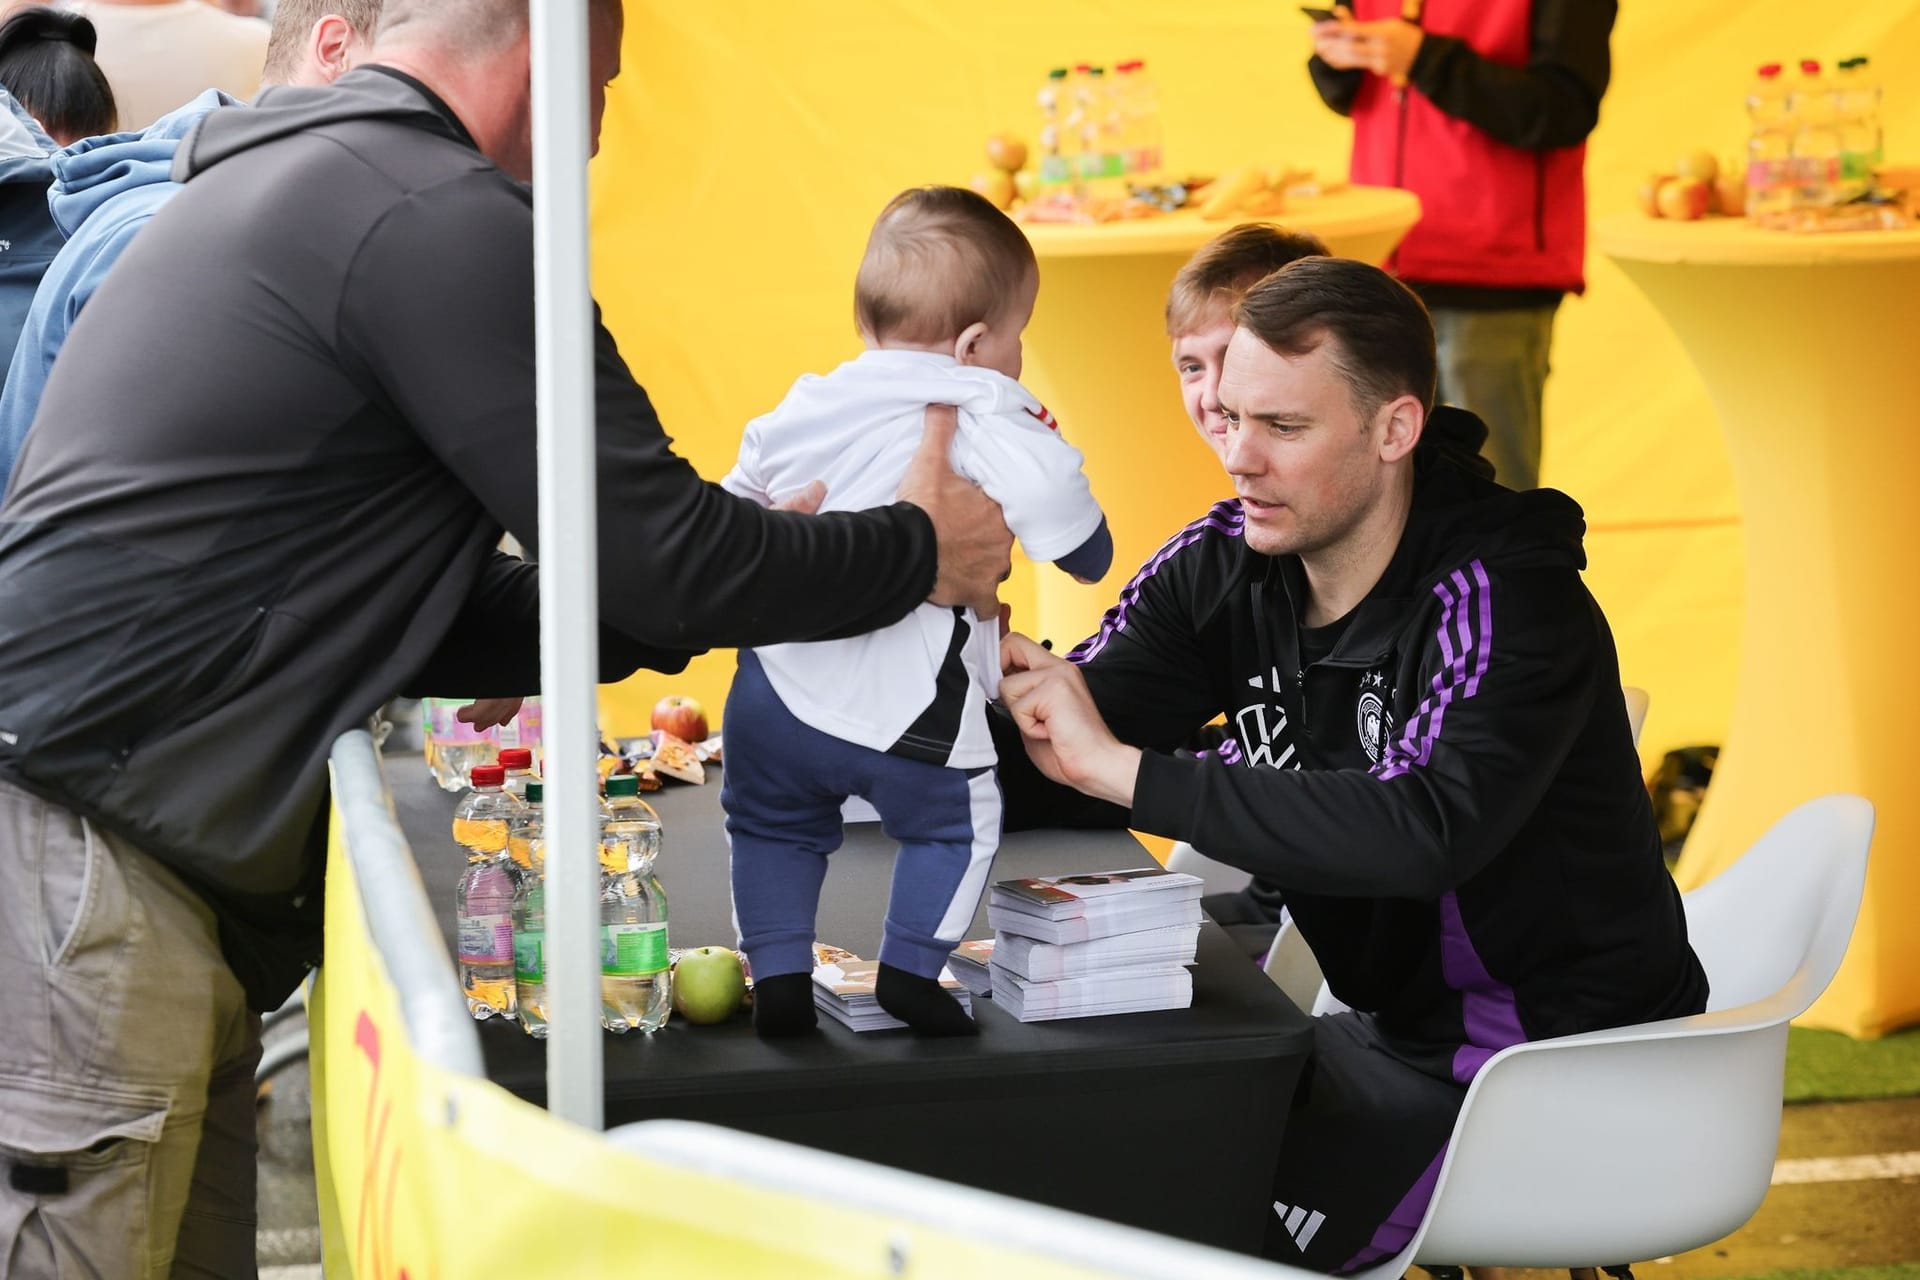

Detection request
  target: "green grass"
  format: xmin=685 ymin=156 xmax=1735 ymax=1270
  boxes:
xmin=1719 ymin=1267 xmax=1920 ymax=1280
xmin=1785 ymin=1025 xmax=1920 ymax=1103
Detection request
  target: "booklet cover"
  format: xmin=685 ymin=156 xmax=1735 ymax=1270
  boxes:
xmin=988 ymin=894 xmax=1204 ymax=946
xmin=991 ymin=867 xmax=1204 ymax=914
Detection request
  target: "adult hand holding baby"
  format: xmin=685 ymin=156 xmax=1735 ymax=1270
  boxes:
xmin=898 ymin=403 xmax=1013 ymax=617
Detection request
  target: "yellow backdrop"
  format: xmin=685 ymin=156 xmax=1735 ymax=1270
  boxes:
xmin=591 ymin=0 xmax=1919 ymax=776
xmin=587 ymin=3 xmax=1920 ymax=1032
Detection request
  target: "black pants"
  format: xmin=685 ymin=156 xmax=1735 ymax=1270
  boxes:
xmin=1264 ymin=1012 xmax=1467 ymax=1273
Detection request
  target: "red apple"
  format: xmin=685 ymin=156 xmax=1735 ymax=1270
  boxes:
xmin=1655 ymin=178 xmax=1710 ymax=221
xmin=651 ymin=694 xmax=709 ymax=744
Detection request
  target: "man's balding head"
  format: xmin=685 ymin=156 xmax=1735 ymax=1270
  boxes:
xmin=366 ymin=0 xmax=623 ymax=182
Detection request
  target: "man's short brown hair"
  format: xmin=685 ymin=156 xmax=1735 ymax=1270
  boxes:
xmin=262 ymin=0 xmax=383 ymax=84
xmin=854 ymin=186 xmax=1037 ymax=346
xmin=1234 ymin=257 xmax=1437 ymax=418
xmin=1165 ymin=223 xmax=1330 ymax=338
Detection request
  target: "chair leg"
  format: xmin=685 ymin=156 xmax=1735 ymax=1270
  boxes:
xmin=1570 ymin=1270 xmax=1599 ymax=1280
xmin=1601 ymin=1268 xmax=1636 ymax=1280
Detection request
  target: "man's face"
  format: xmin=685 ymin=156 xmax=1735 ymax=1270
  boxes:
xmin=1216 ymin=327 xmax=1390 ymax=559
xmin=498 ymin=1 xmax=624 ymax=180
xmin=1170 ymin=313 xmax=1235 ymax=463
xmin=588 ymin=0 xmax=624 ymax=157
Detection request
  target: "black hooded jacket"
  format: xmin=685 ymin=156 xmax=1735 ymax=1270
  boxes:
xmin=1000 ymin=431 xmax=1707 ymax=1077
xmin=0 ymin=68 xmax=936 ymax=1008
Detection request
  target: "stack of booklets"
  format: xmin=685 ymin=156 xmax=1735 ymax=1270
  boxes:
xmin=812 ymin=959 xmax=973 ymax=1032
xmin=987 ymin=868 xmax=1204 ymax=1021
xmin=944 ymin=939 xmax=996 ymax=998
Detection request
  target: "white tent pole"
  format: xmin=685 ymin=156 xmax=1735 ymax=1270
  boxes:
xmin=531 ymin=0 xmax=603 ymax=1131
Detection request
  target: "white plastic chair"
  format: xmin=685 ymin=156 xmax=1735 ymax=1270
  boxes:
xmin=1345 ymin=793 xmax=1873 ymax=1278
xmin=1167 ymin=839 xmax=1252 ymax=895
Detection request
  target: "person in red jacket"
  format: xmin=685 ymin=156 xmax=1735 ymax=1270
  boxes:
xmin=1308 ymin=0 xmax=1616 ymax=489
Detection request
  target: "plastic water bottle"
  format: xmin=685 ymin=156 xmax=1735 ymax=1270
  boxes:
xmin=1036 ymin=67 xmax=1074 ymax=192
xmin=599 ymin=774 xmax=662 ymax=873
xmin=1745 ymin=64 xmax=1793 ymax=223
xmin=497 ymin=696 xmax=544 ymax=773
xmin=1131 ymin=59 xmax=1163 ymax=182
xmin=599 ymin=775 xmax=670 ymax=1033
xmin=512 ymin=834 xmax=549 ymax=1038
xmin=1834 ymin=57 xmax=1881 ymax=200
xmin=454 ymin=763 xmax=523 ymax=1020
xmin=423 ymin=696 xmax=497 ymax=791
xmin=498 ymin=746 xmax=537 ymax=804
xmin=507 ymin=779 xmax=543 ymax=883
xmin=1787 ymin=59 xmax=1842 ymax=210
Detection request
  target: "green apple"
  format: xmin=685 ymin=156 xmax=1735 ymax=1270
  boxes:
xmin=673 ymin=947 xmax=746 ymax=1025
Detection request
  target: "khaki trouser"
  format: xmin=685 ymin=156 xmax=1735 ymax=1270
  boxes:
xmin=0 ymin=780 xmax=261 ymax=1279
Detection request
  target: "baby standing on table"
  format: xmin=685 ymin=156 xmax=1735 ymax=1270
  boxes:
xmin=719 ymin=185 xmax=1111 ymax=1037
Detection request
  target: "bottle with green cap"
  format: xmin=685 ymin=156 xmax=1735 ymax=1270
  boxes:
xmin=598 ymin=775 xmax=670 ymax=1032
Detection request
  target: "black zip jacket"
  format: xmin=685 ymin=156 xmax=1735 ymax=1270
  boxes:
xmin=1000 ymin=431 xmax=1706 ymax=1076
xmin=0 ymin=68 xmax=936 ymax=1009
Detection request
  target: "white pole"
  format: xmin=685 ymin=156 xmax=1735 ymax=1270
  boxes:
xmin=531 ymin=0 xmax=603 ymax=1131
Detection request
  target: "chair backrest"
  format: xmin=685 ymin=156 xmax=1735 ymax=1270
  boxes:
xmin=1165 ymin=840 xmax=1252 ymax=895
xmin=1361 ymin=794 xmax=1874 ymax=1275
xmin=1682 ymin=793 xmax=1873 ymax=1013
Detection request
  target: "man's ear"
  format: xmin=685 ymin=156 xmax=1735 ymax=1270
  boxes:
xmin=953 ymin=321 xmax=989 ymax=367
xmin=312 ymin=15 xmax=359 ymax=82
xmin=1376 ymin=393 xmax=1424 ymax=463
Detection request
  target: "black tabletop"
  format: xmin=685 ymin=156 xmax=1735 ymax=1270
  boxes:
xmin=387 ymin=752 xmax=1313 ymax=1250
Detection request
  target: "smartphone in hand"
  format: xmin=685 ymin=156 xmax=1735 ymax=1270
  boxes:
xmin=1300 ymin=5 xmax=1340 ymax=20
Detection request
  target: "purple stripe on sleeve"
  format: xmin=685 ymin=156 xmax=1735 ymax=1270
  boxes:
xmin=1370 ymin=560 xmax=1493 ymax=783
xmin=1068 ymin=502 xmax=1243 ymax=665
xmin=1440 ymin=889 xmax=1526 ymax=1084
xmin=1339 ymin=1143 xmax=1449 ymax=1273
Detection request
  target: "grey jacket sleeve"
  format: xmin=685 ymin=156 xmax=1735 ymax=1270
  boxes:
xmin=339 ymin=174 xmax=938 ymax=652
xmin=399 ymin=551 xmax=694 ymax=698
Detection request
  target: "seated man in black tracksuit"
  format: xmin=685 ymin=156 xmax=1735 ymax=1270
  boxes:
xmin=993 ymin=257 xmax=1708 ymax=1273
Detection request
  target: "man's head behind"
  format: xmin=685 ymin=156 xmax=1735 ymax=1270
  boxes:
xmin=855 ymin=185 xmax=1038 ymax=379
xmin=1166 ymin=222 xmax=1329 ymax=339
xmin=1167 ymin=223 xmax=1329 ymax=458
xmin=261 ymin=0 xmax=383 ymax=88
xmin=1218 ymin=257 xmax=1434 ymax=558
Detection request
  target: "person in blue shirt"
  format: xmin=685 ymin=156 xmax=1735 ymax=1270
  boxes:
xmin=0 ymin=0 xmax=378 ymax=487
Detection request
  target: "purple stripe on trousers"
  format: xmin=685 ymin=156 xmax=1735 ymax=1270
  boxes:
xmin=1439 ymin=889 xmax=1525 ymax=1084
xmin=1069 ymin=502 xmax=1243 ymax=664
xmin=1339 ymin=1143 xmax=1449 ymax=1273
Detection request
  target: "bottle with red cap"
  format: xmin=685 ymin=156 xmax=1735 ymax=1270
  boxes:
xmin=1787 ymin=59 xmax=1842 ymax=211
xmin=454 ymin=763 xmax=524 ymax=1019
xmin=498 ymin=746 xmax=537 ymax=805
xmin=1746 ymin=63 xmax=1793 ymax=223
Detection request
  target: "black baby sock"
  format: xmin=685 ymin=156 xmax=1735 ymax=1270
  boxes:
xmin=876 ymin=962 xmax=978 ymax=1037
xmin=752 ymin=972 xmax=819 ymax=1037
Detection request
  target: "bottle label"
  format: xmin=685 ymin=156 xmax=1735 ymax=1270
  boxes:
xmin=601 ymin=922 xmax=668 ymax=976
xmin=514 ymin=930 xmax=545 ymax=984
xmin=458 ymin=914 xmax=513 ymax=965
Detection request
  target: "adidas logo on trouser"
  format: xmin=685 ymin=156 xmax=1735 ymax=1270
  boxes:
xmin=1273 ymin=1201 xmax=1326 ymax=1251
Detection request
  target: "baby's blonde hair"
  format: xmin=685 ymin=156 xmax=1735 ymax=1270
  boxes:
xmin=854 ymin=186 xmax=1036 ymax=347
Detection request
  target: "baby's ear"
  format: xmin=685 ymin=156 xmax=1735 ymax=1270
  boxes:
xmin=953 ymin=321 xmax=990 ymax=366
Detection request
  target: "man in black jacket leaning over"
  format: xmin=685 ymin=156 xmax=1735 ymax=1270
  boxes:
xmin=998 ymin=258 xmax=1705 ymax=1272
xmin=0 ymin=1 xmax=1008 ymax=1274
